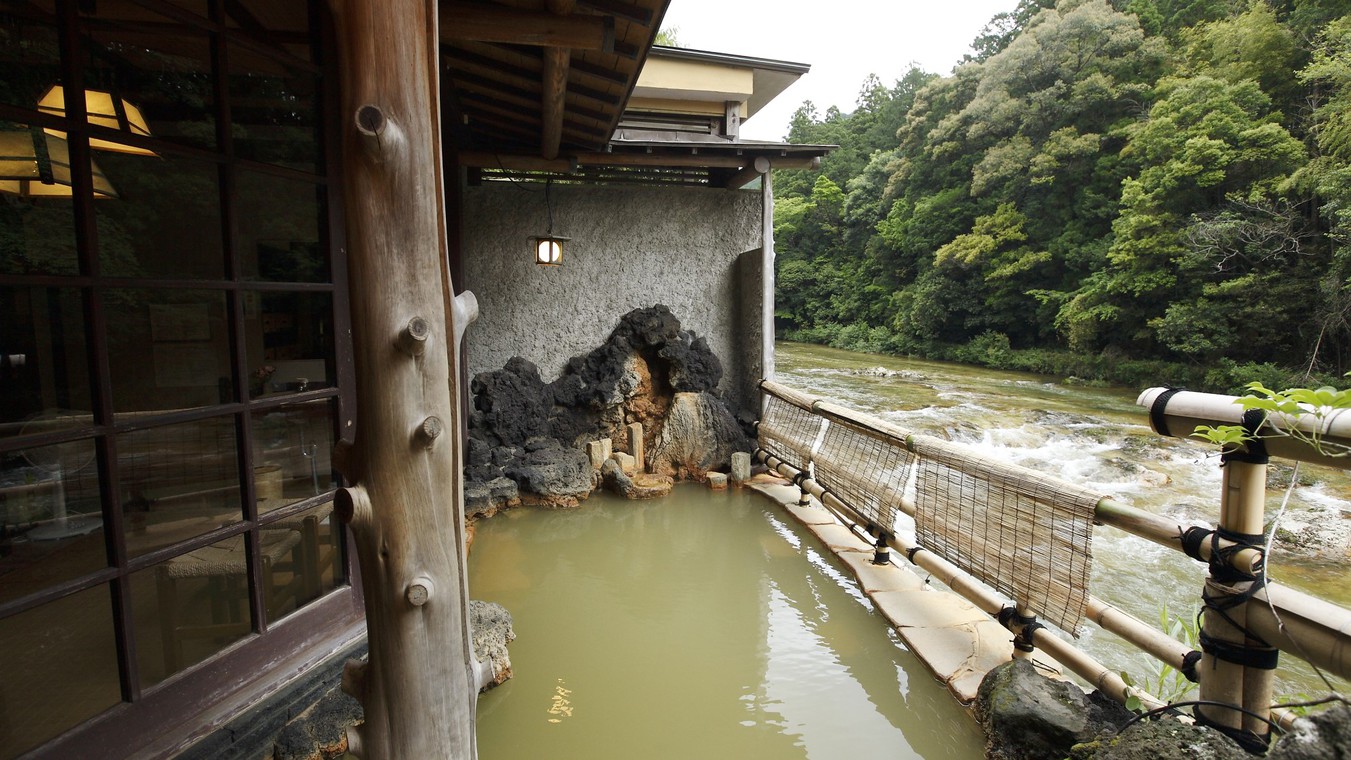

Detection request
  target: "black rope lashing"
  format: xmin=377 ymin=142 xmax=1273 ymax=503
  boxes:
xmin=1220 ymin=408 xmax=1269 ymax=466
xmin=1180 ymin=650 xmax=1203 ymax=683
xmin=1148 ymin=386 xmax=1185 ymax=437
xmin=1014 ymin=621 xmax=1045 ymax=653
xmin=1198 ymin=630 xmax=1279 ymax=670
xmin=792 ymin=470 xmax=810 ymax=487
xmin=1192 ymin=704 xmax=1273 ymax=754
xmin=905 ymin=545 xmax=925 ymax=564
xmin=872 ymin=532 xmax=891 ymax=566
xmin=1177 ymin=526 xmax=1266 ymax=583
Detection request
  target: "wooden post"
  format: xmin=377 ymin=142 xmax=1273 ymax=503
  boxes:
xmin=329 ymin=1 xmax=478 ymax=758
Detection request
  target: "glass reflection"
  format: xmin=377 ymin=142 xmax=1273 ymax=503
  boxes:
xmin=106 ymin=289 xmax=231 ymax=415
xmin=262 ymin=501 xmax=343 ymax=624
xmin=229 ymin=43 xmax=321 ymax=172
xmin=0 ymin=286 xmax=90 ymax=435
xmin=0 ymin=2 xmax=61 ymax=112
xmin=0 ymin=438 xmax=103 ymax=606
xmin=119 ymin=419 xmax=240 ymax=558
xmin=244 ymin=292 xmax=334 ymax=399
xmin=252 ymin=400 xmax=336 ymax=513
xmin=238 ymin=171 xmax=327 ymax=282
xmin=81 ymin=3 xmax=216 ymax=150
xmin=0 ymin=584 xmax=120 ymax=757
xmin=95 ymin=153 xmax=223 ymax=279
xmin=134 ymin=535 xmax=261 ymax=688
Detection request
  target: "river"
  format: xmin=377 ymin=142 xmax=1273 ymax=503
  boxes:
xmin=774 ymin=341 xmax=1351 ymax=700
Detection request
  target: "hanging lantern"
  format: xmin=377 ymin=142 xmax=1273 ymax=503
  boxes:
xmin=37 ymin=85 xmax=157 ymax=156
xmin=0 ymin=128 xmax=118 ymax=198
xmin=532 ymin=235 xmax=568 ymax=266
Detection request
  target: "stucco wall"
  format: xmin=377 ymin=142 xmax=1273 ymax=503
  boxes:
xmin=461 ymin=182 xmax=764 ymax=415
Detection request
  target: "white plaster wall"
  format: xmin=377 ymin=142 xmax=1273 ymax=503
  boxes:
xmin=462 ymin=182 xmax=764 ymax=414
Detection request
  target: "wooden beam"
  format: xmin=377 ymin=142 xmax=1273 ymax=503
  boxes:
xmin=457 ymin=150 xmax=825 ymax=172
xmin=445 ymin=69 xmax=612 ymax=124
xmin=542 ymin=46 xmax=569 ymax=160
xmin=723 ymin=156 xmax=771 ymax=190
xmin=540 ymin=0 xmax=576 ymax=162
xmin=576 ymin=0 xmax=652 ymax=26
xmin=454 ymin=90 xmax=608 ymax=140
xmin=441 ymin=46 xmax=622 ymax=106
xmin=439 ymin=2 xmax=614 ymax=52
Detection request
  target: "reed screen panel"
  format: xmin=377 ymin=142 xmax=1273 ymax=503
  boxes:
xmin=758 ymin=394 xmax=824 ymax=472
xmin=813 ymin=421 xmax=913 ymax=533
xmin=913 ymin=439 xmax=1098 ymax=634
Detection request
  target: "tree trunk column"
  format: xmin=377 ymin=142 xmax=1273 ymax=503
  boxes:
xmin=329 ymin=1 xmax=476 ymax=758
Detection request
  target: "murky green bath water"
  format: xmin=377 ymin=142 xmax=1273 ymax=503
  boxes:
xmin=470 ymin=486 xmax=985 ymax=759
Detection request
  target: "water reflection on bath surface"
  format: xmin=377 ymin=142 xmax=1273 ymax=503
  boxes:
xmin=470 ymin=485 xmax=984 ymax=759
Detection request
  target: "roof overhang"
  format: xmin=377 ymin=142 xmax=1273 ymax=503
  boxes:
xmin=438 ymin=0 xmax=671 ymax=160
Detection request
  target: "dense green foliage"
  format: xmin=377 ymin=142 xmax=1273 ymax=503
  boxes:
xmin=774 ymin=0 xmax=1351 ymax=391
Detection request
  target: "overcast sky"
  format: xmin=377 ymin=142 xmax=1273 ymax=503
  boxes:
xmin=658 ymin=0 xmax=1021 ymax=141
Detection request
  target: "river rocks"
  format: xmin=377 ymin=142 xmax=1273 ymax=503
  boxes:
xmin=977 ymin=659 xmax=1133 ymax=760
xmin=504 ymin=440 xmax=594 ymax=509
xmin=1268 ymin=703 xmax=1351 ymax=759
xmin=648 ymin=392 xmax=751 ymax=480
xmin=465 ymin=305 xmax=744 ymax=512
xmin=464 ymin=476 xmax=520 ymax=518
xmin=1074 ymin=717 xmax=1248 ymax=759
xmin=470 ymin=600 xmax=516 ymax=692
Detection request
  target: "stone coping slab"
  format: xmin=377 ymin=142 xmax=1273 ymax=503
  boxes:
xmin=748 ymin=476 xmax=1026 ymax=707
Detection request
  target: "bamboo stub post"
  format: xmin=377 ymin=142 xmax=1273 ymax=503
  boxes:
xmin=330 ymin=1 xmax=478 ymax=758
xmin=1195 ymin=454 xmax=1275 ymax=749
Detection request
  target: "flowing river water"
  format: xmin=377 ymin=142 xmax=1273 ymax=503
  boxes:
xmin=470 ymin=341 xmax=1348 ymax=758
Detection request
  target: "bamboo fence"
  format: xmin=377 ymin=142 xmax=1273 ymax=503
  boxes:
xmin=756 ymin=379 xmax=1351 ymax=736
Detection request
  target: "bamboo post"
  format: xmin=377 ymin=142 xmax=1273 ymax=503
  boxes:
xmin=1196 ymin=455 xmax=1272 ymax=745
xmin=330 ymin=1 xmax=478 ymax=758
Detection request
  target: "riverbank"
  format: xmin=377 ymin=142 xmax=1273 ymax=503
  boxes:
xmin=780 ymin=325 xmax=1337 ymax=394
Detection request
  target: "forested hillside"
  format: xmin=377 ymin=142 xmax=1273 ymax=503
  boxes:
xmin=774 ymin=0 xmax=1351 ymax=390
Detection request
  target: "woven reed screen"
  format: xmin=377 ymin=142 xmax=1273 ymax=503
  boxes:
xmin=913 ymin=438 xmax=1098 ymax=634
xmin=813 ymin=420 xmax=914 ymax=532
xmin=758 ymin=394 xmax=823 ymax=471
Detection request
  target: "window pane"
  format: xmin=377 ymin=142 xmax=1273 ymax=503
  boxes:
xmin=0 ymin=438 xmax=104 ymax=606
xmin=133 ymin=535 xmax=259 ymax=688
xmin=0 ymin=285 xmax=91 ymax=436
xmin=262 ymin=501 xmax=343 ymax=625
xmin=245 ymin=291 xmax=334 ymax=398
xmin=81 ymin=3 xmax=216 ymax=151
xmin=106 ymin=289 xmax=231 ymax=415
xmin=229 ymin=43 xmax=322 ymax=172
xmin=95 ymin=154 xmax=224 ymax=279
xmin=120 ymin=419 xmax=240 ymax=558
xmin=0 ymin=121 xmax=83 ymax=276
xmin=0 ymin=584 xmax=120 ymax=758
xmin=238 ymin=171 xmax=327 ymax=282
xmin=0 ymin=2 xmax=61 ymax=112
xmin=252 ymin=399 xmax=336 ymax=513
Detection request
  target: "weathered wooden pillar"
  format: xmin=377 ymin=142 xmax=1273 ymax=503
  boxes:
xmin=328 ymin=1 xmax=478 ymax=758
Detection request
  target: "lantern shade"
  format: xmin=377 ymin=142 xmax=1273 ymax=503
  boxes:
xmin=533 ymin=235 xmax=568 ymax=266
xmin=0 ymin=130 xmax=118 ymax=198
xmin=38 ymin=85 xmax=156 ymax=156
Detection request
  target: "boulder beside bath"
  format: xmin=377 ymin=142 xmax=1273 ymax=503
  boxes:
xmin=465 ymin=305 xmax=743 ymax=508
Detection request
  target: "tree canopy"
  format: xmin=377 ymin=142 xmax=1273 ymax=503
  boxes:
xmin=774 ymin=0 xmax=1351 ymax=388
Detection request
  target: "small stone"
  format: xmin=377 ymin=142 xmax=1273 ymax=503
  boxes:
xmin=612 ymin=451 xmax=637 ymax=476
xmin=627 ymin=422 xmax=645 ymax=472
xmin=730 ymin=452 xmax=752 ymax=483
xmin=587 ymin=439 xmax=611 ymax=470
xmin=708 ymin=472 xmax=728 ymax=489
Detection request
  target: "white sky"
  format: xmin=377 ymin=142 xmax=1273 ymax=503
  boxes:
xmin=658 ymin=0 xmax=1021 ymax=141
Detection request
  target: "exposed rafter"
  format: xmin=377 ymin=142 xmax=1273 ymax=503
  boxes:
xmin=439 ymin=2 xmax=614 ymax=51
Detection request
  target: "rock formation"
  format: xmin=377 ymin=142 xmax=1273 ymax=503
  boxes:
xmin=464 ymin=305 xmax=749 ymax=511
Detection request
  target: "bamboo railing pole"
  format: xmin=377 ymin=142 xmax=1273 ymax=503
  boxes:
xmin=1248 ymin=584 xmax=1351 ymax=680
xmin=1084 ymin=597 xmax=1195 ymax=672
